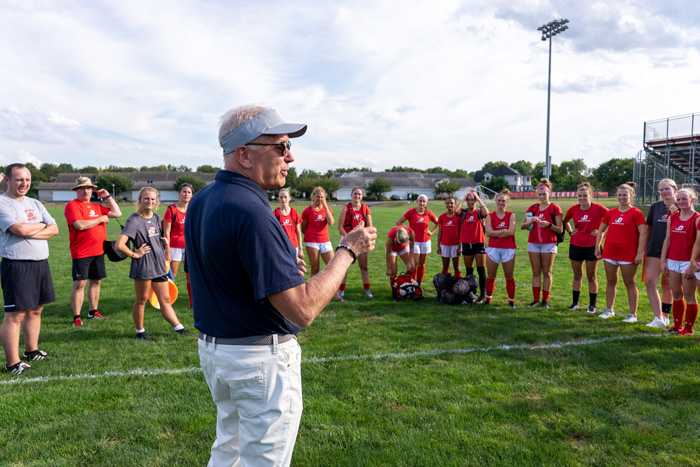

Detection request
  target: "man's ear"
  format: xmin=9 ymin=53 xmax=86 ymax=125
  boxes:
xmin=235 ymin=146 xmax=253 ymax=169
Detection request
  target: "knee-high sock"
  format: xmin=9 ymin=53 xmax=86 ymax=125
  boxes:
xmin=533 ymin=286 xmax=541 ymax=302
xmin=416 ymin=266 xmax=425 ymax=283
xmin=683 ymin=304 xmax=699 ymax=333
xmin=476 ymin=266 xmax=486 ymax=295
xmin=466 ymin=267 xmax=474 ymax=277
xmin=673 ymin=300 xmax=685 ymax=328
xmin=506 ymin=278 xmax=516 ymax=301
xmin=542 ymin=290 xmax=550 ymax=302
xmin=486 ymin=278 xmax=496 ymax=299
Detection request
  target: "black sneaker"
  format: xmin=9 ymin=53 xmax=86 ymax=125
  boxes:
xmin=4 ymin=362 xmax=32 ymax=375
xmin=476 ymin=294 xmax=485 ymax=304
xmin=176 ymin=328 xmax=195 ymax=337
xmin=483 ymin=300 xmax=491 ymax=306
xmin=136 ymin=332 xmax=154 ymax=342
xmin=527 ymin=301 xmax=540 ymax=308
xmin=22 ymin=350 xmax=50 ymax=361
xmin=568 ymin=303 xmax=580 ymax=311
xmin=540 ymin=301 xmax=550 ymax=309
xmin=508 ymin=302 xmax=516 ymax=309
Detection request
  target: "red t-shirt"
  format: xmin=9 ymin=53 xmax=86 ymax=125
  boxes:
xmin=343 ymin=203 xmax=371 ymax=232
xmin=526 ymin=203 xmax=563 ymax=244
xmin=667 ymin=211 xmax=700 ymax=261
xmin=402 ymin=208 xmax=438 ymax=242
xmin=564 ymin=203 xmax=608 ymax=248
xmin=601 ymin=207 xmax=646 ymax=262
xmin=65 ymin=199 xmax=111 ymax=259
xmin=388 ymin=226 xmax=414 ymax=252
xmin=302 ymin=205 xmax=333 ymax=243
xmin=458 ymin=208 xmax=486 ymax=244
xmin=274 ymin=207 xmax=302 ymax=248
xmin=487 ymin=211 xmax=516 ymax=249
xmin=438 ymin=213 xmax=460 ymax=246
xmin=163 ymin=204 xmax=186 ymax=249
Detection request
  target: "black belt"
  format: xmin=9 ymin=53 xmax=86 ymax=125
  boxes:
xmin=198 ymin=331 xmax=296 ymax=346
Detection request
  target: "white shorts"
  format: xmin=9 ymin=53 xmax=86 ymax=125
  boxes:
xmin=414 ymin=240 xmax=431 ymax=255
xmin=170 ymin=247 xmax=185 ymax=262
xmin=604 ymin=258 xmax=633 ymax=266
xmin=440 ymin=244 xmax=460 ymax=258
xmin=305 ymin=241 xmax=333 ymax=254
xmin=486 ymin=247 xmax=516 ymax=264
xmin=668 ymin=259 xmax=692 ymax=275
xmin=386 ymin=245 xmax=410 ymax=257
xmin=527 ymin=242 xmax=558 ymax=254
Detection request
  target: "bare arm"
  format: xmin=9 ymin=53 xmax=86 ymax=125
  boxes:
xmin=323 ymin=201 xmax=335 ymax=226
xmin=635 ymin=224 xmax=648 ymax=264
xmin=396 ymin=215 xmax=407 ymax=226
xmin=295 ymin=223 xmax=304 ymax=259
xmin=116 ymin=233 xmax=150 ymax=259
xmin=96 ymin=189 xmax=122 ymax=218
xmin=8 ymin=222 xmax=51 ymax=238
xmin=337 ymin=206 xmax=348 ymax=236
xmin=72 ymin=216 xmax=109 ymax=231
xmin=163 ymin=222 xmax=173 ymax=245
xmin=595 ymin=223 xmax=608 ymax=258
xmin=18 ymin=223 xmax=59 ymax=240
xmin=268 ymin=225 xmax=377 ymax=328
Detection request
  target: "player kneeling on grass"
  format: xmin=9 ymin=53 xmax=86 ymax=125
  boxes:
xmin=484 ymin=189 xmax=517 ymax=307
xmin=115 ymin=187 xmax=194 ymax=342
xmin=662 ymin=188 xmax=700 ymax=335
xmin=386 ymin=226 xmax=416 ymax=289
xmin=437 ymin=197 xmax=462 ymax=278
xmin=595 ymin=182 xmax=647 ymax=323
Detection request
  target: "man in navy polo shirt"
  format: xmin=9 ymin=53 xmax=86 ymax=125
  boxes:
xmin=186 ymin=104 xmax=377 ymax=467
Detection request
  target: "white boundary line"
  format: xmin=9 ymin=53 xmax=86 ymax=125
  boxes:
xmin=0 ymin=334 xmax=661 ymax=385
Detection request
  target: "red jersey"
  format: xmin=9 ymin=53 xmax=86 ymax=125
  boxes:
xmin=65 ymin=199 xmax=111 ymax=259
xmin=402 ymin=208 xmax=438 ymax=242
xmin=437 ymin=213 xmax=460 ymax=246
xmin=458 ymin=208 xmax=486 ymax=244
xmin=526 ymin=203 xmax=563 ymax=244
xmin=667 ymin=211 xmax=700 ymax=261
xmin=302 ymin=205 xmax=333 ymax=243
xmin=274 ymin=207 xmax=302 ymax=248
xmin=487 ymin=211 xmax=516 ymax=249
xmin=601 ymin=207 xmax=646 ymax=262
xmin=388 ymin=226 xmax=414 ymax=252
xmin=564 ymin=203 xmax=608 ymax=248
xmin=343 ymin=203 xmax=371 ymax=232
xmin=163 ymin=204 xmax=186 ymax=249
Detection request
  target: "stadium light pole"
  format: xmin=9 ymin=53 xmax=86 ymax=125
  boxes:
xmin=537 ymin=18 xmax=569 ymax=180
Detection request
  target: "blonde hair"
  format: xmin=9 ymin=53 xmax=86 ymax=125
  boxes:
xmin=577 ymin=181 xmax=594 ymax=194
xmin=311 ymin=186 xmax=326 ymax=198
xmin=537 ymin=178 xmax=553 ymax=191
xmin=279 ymin=188 xmax=292 ymax=198
xmin=395 ymin=227 xmax=409 ymax=244
xmin=497 ymin=188 xmax=512 ymax=202
xmin=136 ymin=187 xmax=160 ymax=211
xmin=677 ymin=187 xmax=697 ymax=201
xmin=617 ymin=182 xmax=637 ymax=200
xmin=658 ymin=178 xmax=678 ymax=192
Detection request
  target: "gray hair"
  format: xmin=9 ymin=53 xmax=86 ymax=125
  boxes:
xmin=219 ymin=104 xmax=271 ymax=159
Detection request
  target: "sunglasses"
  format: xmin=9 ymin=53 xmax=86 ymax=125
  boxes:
xmin=246 ymin=140 xmax=291 ymax=154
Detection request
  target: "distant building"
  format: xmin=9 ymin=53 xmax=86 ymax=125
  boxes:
xmin=35 ymin=172 xmax=215 ymax=202
xmin=473 ymin=165 xmax=533 ymax=192
xmin=333 ymin=171 xmax=478 ymax=200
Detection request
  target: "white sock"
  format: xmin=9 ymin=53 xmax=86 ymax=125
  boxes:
xmin=136 ymin=329 xmax=145 ymax=334
xmin=173 ymin=324 xmax=184 ymax=331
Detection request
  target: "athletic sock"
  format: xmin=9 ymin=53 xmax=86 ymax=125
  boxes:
xmin=186 ymin=282 xmax=193 ymax=308
xmin=454 ymin=271 xmax=462 ymax=278
xmin=339 ymin=283 xmax=346 ymax=292
xmin=506 ymin=278 xmax=516 ymax=301
xmin=74 ymin=315 xmax=80 ymax=320
xmin=589 ymin=293 xmax=598 ymax=308
xmin=542 ymin=290 xmax=550 ymax=302
xmin=673 ymin=300 xmax=685 ymax=328
xmin=683 ymin=304 xmax=699 ymax=333
xmin=136 ymin=329 xmax=145 ymax=334
xmin=477 ymin=266 xmax=486 ymax=296
xmin=363 ymin=282 xmax=370 ymax=291
xmin=466 ymin=267 xmax=474 ymax=277
xmin=572 ymin=291 xmax=580 ymax=305
xmin=416 ymin=266 xmax=425 ymax=283
xmin=442 ymin=269 xmax=449 ymax=274
xmin=533 ymin=286 xmax=541 ymax=302
xmin=173 ymin=324 xmax=184 ymax=331
xmin=662 ymin=302 xmax=672 ymax=315
xmin=486 ymin=278 xmax=496 ymax=298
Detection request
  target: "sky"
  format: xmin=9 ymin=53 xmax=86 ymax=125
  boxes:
xmin=1 ymin=0 xmax=698 ymax=175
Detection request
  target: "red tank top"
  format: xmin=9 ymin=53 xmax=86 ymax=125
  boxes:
xmin=459 ymin=208 xmax=485 ymax=244
xmin=487 ymin=211 xmax=516 ymax=249
xmin=667 ymin=211 xmax=700 ymax=261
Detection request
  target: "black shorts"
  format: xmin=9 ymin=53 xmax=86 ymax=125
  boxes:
xmin=151 ymin=275 xmax=169 ymax=283
xmin=461 ymin=243 xmax=486 ymax=256
xmin=72 ymin=255 xmax=107 ymax=281
xmin=1 ymin=259 xmax=55 ymax=312
xmin=569 ymin=244 xmax=598 ymax=262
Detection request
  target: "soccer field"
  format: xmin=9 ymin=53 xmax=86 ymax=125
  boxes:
xmin=2 ymin=200 xmax=700 ymax=466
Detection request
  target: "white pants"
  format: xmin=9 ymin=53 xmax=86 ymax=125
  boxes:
xmin=198 ymin=336 xmax=303 ymax=467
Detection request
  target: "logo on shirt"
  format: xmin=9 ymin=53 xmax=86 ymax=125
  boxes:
xmin=468 ymin=215 xmax=475 ymax=221
xmin=283 ymin=219 xmax=291 ymax=226
xmin=24 ymin=208 xmax=37 ymax=222
xmin=674 ymin=225 xmax=686 ymax=233
xmin=416 ymin=218 xmax=426 ymax=223
xmin=315 ymin=215 xmax=323 ymax=221
xmin=89 ymin=209 xmax=96 ymax=217
xmin=580 ymin=215 xmax=589 ymax=221
xmin=353 ymin=214 xmax=361 ymax=220
xmin=446 ymin=220 xmax=454 ymax=226
xmin=498 ymin=221 xmax=505 ymax=228
xmin=538 ymin=214 xmax=544 ymax=219
xmin=612 ymin=216 xmax=624 ymax=225
xmin=661 ymin=214 xmax=669 ymax=222
xmin=148 ymin=226 xmax=157 ymax=236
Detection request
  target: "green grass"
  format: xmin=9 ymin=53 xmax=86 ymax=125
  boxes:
xmin=1 ymin=200 xmax=700 ymax=466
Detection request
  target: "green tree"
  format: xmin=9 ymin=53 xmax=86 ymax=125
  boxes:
xmin=284 ymin=167 xmax=298 ymax=189
xmin=592 ymin=158 xmax=634 ymax=192
xmin=79 ymin=166 xmax=99 ymax=173
xmin=39 ymin=163 xmax=60 ymax=180
xmin=96 ymin=173 xmax=133 ymax=197
xmin=481 ymin=161 xmax=509 ymax=172
xmin=318 ymin=176 xmax=340 ymax=200
xmin=175 ymin=175 xmax=206 ymax=193
xmin=140 ymin=165 xmax=168 ymax=171
xmin=510 ymin=160 xmax=533 ymax=175
xmin=196 ymin=165 xmax=219 ymax=173
xmin=107 ymin=165 xmax=137 ymax=172
xmin=25 ymin=162 xmax=48 ymax=199
xmin=434 ymin=179 xmax=461 ymax=196
xmin=58 ymin=163 xmax=76 ymax=173
xmin=388 ymin=166 xmax=422 ymax=172
xmin=367 ymin=177 xmax=392 ymax=200
xmin=481 ymin=176 xmax=509 ymax=193
xmin=555 ymin=158 xmax=588 ymax=190
xmin=176 ymin=165 xmax=192 ymax=172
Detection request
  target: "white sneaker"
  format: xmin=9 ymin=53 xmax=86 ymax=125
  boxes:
xmin=621 ymin=313 xmax=638 ymax=323
xmin=646 ymin=317 xmax=666 ymax=329
xmin=663 ymin=316 xmax=671 ymax=327
xmin=599 ymin=309 xmax=615 ymax=319
xmin=365 ymin=290 xmax=374 ymax=298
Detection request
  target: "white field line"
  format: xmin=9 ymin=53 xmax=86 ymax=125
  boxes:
xmin=1 ymin=334 xmax=661 ymax=386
